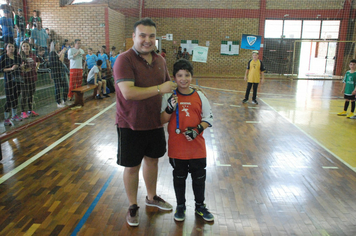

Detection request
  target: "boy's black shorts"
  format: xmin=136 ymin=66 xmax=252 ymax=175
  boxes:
xmin=344 ymin=94 xmax=356 ymax=100
xmin=116 ymin=127 xmax=166 ymax=167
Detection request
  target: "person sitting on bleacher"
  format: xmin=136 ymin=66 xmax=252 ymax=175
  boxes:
xmin=0 ymin=9 xmax=14 ymax=44
xmin=87 ymin=59 xmax=109 ymax=99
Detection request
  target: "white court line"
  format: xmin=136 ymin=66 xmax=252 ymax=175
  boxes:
xmin=0 ymin=102 xmax=116 ymax=185
xmin=230 ymin=105 xmax=241 ymax=107
xmin=260 ymin=98 xmax=356 ymax=173
xmin=246 ymin=121 xmax=260 ymax=124
xmin=213 ymin=103 xmax=224 ymax=106
xmin=75 ymin=123 xmax=95 ymax=126
xmin=216 ymin=161 xmax=231 ymax=167
xmin=242 ymin=165 xmax=259 ymax=168
xmin=322 ymin=166 xmax=339 ymax=169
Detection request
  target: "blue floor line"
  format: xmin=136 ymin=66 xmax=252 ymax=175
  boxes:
xmin=70 ymin=169 xmax=117 ymax=236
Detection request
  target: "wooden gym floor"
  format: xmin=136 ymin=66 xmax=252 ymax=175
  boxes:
xmin=0 ymin=78 xmax=356 ymax=236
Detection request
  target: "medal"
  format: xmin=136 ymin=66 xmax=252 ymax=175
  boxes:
xmin=174 ymin=90 xmax=180 ymax=135
xmin=175 ymin=128 xmax=180 ymax=134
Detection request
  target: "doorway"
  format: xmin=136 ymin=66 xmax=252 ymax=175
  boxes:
xmin=298 ymin=41 xmax=337 ymax=77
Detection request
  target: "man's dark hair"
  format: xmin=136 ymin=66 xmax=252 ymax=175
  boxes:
xmin=133 ymin=17 xmax=156 ymax=32
xmin=38 ymin=46 xmax=45 ymax=52
xmin=173 ymin=59 xmax=193 ymax=77
xmin=74 ymin=39 xmax=81 ymax=43
xmin=350 ymin=59 xmax=356 ymax=64
xmin=97 ymin=60 xmax=103 ymax=66
xmin=111 ymin=46 xmax=116 ymax=50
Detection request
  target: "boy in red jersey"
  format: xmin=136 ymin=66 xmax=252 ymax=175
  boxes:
xmin=161 ymin=59 xmax=214 ymax=222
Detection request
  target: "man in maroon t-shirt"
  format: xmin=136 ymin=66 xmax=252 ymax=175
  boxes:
xmin=113 ymin=18 xmax=177 ymax=227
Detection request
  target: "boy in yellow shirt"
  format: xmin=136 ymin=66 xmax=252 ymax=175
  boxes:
xmin=242 ymin=51 xmax=266 ymax=105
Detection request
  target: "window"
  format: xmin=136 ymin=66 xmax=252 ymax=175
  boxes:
xmin=321 ymin=20 xmax=340 ymax=39
xmin=264 ymin=20 xmax=283 ymax=38
xmin=302 ymin=21 xmax=321 ymax=39
xmin=71 ymin=0 xmax=93 ymax=4
xmin=284 ymin=20 xmax=302 ymax=38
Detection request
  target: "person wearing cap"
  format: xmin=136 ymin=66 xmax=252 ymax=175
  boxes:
xmin=28 ymin=10 xmax=41 ymax=29
xmin=0 ymin=9 xmax=14 ymax=44
xmin=14 ymin=8 xmax=26 ymax=47
xmin=242 ymin=50 xmax=266 ymax=105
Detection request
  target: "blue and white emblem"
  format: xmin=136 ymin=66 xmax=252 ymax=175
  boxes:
xmin=247 ymin=36 xmax=257 ymax=46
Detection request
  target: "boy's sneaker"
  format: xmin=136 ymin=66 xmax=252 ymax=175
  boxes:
xmin=21 ymin=112 xmax=29 ymax=119
xmin=96 ymin=95 xmax=103 ymax=99
xmin=4 ymin=118 xmax=12 ymax=126
xmin=337 ymin=111 xmax=347 ymax=116
xmin=57 ymin=103 xmax=65 ymax=108
xmin=350 ymin=115 xmax=356 ymax=119
xmin=11 ymin=115 xmax=22 ymax=122
xmin=29 ymin=111 xmax=39 ymax=116
xmin=126 ymin=204 xmax=139 ymax=227
xmin=195 ymin=204 xmax=214 ymax=221
xmin=346 ymin=112 xmax=354 ymax=118
xmin=103 ymin=94 xmax=110 ymax=98
xmin=242 ymin=99 xmax=248 ymax=103
xmin=145 ymin=195 xmax=173 ymax=210
xmin=174 ymin=204 xmax=186 ymax=221
xmin=252 ymin=100 xmax=258 ymax=105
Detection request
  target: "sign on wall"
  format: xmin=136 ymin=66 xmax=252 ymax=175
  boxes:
xmin=181 ymin=40 xmax=199 ymax=54
xmin=220 ymin=41 xmax=239 ymax=55
xmin=241 ymin=34 xmax=262 ymax=50
xmin=192 ymin=46 xmax=209 ymax=63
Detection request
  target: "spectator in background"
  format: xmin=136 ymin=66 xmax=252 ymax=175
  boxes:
xmin=97 ymin=46 xmax=110 ymax=78
xmin=0 ymin=10 xmax=14 ymax=44
xmin=182 ymin=48 xmax=190 ymax=60
xmin=14 ymin=8 xmax=26 ymax=48
xmin=109 ymin=47 xmax=119 ymax=69
xmin=67 ymin=39 xmax=85 ymax=101
xmin=110 ymin=46 xmax=116 ymax=57
xmin=1 ymin=42 xmax=23 ymax=126
xmin=160 ymin=48 xmax=166 ymax=60
xmin=19 ymin=41 xmax=40 ymax=119
xmin=176 ymin=46 xmax=183 ymax=60
xmin=61 ymin=39 xmax=71 ymax=69
xmin=49 ymin=41 xmax=69 ymax=108
xmin=28 ymin=10 xmax=41 ymax=29
xmin=0 ymin=0 xmax=15 ymax=22
xmin=84 ymin=47 xmax=97 ymax=72
xmin=87 ymin=59 xmax=109 ymax=99
xmin=30 ymin=21 xmax=49 ymax=58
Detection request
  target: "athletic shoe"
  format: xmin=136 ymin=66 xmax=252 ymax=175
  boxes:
xmin=103 ymin=94 xmax=110 ymax=98
xmin=349 ymin=115 xmax=356 ymax=119
xmin=242 ymin=99 xmax=248 ymax=103
xmin=4 ymin=118 xmax=12 ymax=126
xmin=252 ymin=100 xmax=258 ymax=105
xmin=96 ymin=95 xmax=103 ymax=99
xmin=337 ymin=111 xmax=347 ymax=116
xmin=29 ymin=111 xmax=39 ymax=116
xmin=21 ymin=112 xmax=29 ymax=119
xmin=57 ymin=103 xmax=65 ymax=108
xmin=346 ymin=112 xmax=354 ymax=118
xmin=195 ymin=204 xmax=214 ymax=221
xmin=145 ymin=195 xmax=173 ymax=210
xmin=61 ymin=100 xmax=67 ymax=106
xmin=126 ymin=204 xmax=139 ymax=227
xmin=11 ymin=115 xmax=22 ymax=122
xmin=174 ymin=204 xmax=186 ymax=221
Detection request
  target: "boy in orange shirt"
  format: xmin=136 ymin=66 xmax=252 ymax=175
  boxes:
xmin=161 ymin=59 xmax=214 ymax=222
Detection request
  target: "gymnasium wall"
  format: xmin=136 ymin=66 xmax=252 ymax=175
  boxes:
xmin=26 ymin=1 xmax=125 ymax=53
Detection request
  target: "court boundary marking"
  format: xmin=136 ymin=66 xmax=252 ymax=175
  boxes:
xmin=0 ymin=102 xmax=117 ymax=185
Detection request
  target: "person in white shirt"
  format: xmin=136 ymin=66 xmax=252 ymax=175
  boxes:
xmin=87 ymin=59 xmax=110 ymax=99
xmin=67 ymin=39 xmax=85 ymax=100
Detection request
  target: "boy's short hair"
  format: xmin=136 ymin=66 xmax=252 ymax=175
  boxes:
xmin=97 ymin=60 xmax=103 ymax=66
xmin=38 ymin=46 xmax=45 ymax=52
xmin=111 ymin=46 xmax=116 ymax=50
xmin=88 ymin=48 xmax=92 ymax=51
xmin=74 ymin=39 xmax=81 ymax=43
xmin=133 ymin=17 xmax=156 ymax=32
xmin=350 ymin=59 xmax=356 ymax=64
xmin=173 ymin=59 xmax=193 ymax=77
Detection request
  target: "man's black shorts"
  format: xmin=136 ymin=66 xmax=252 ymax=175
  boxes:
xmin=117 ymin=127 xmax=166 ymax=167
